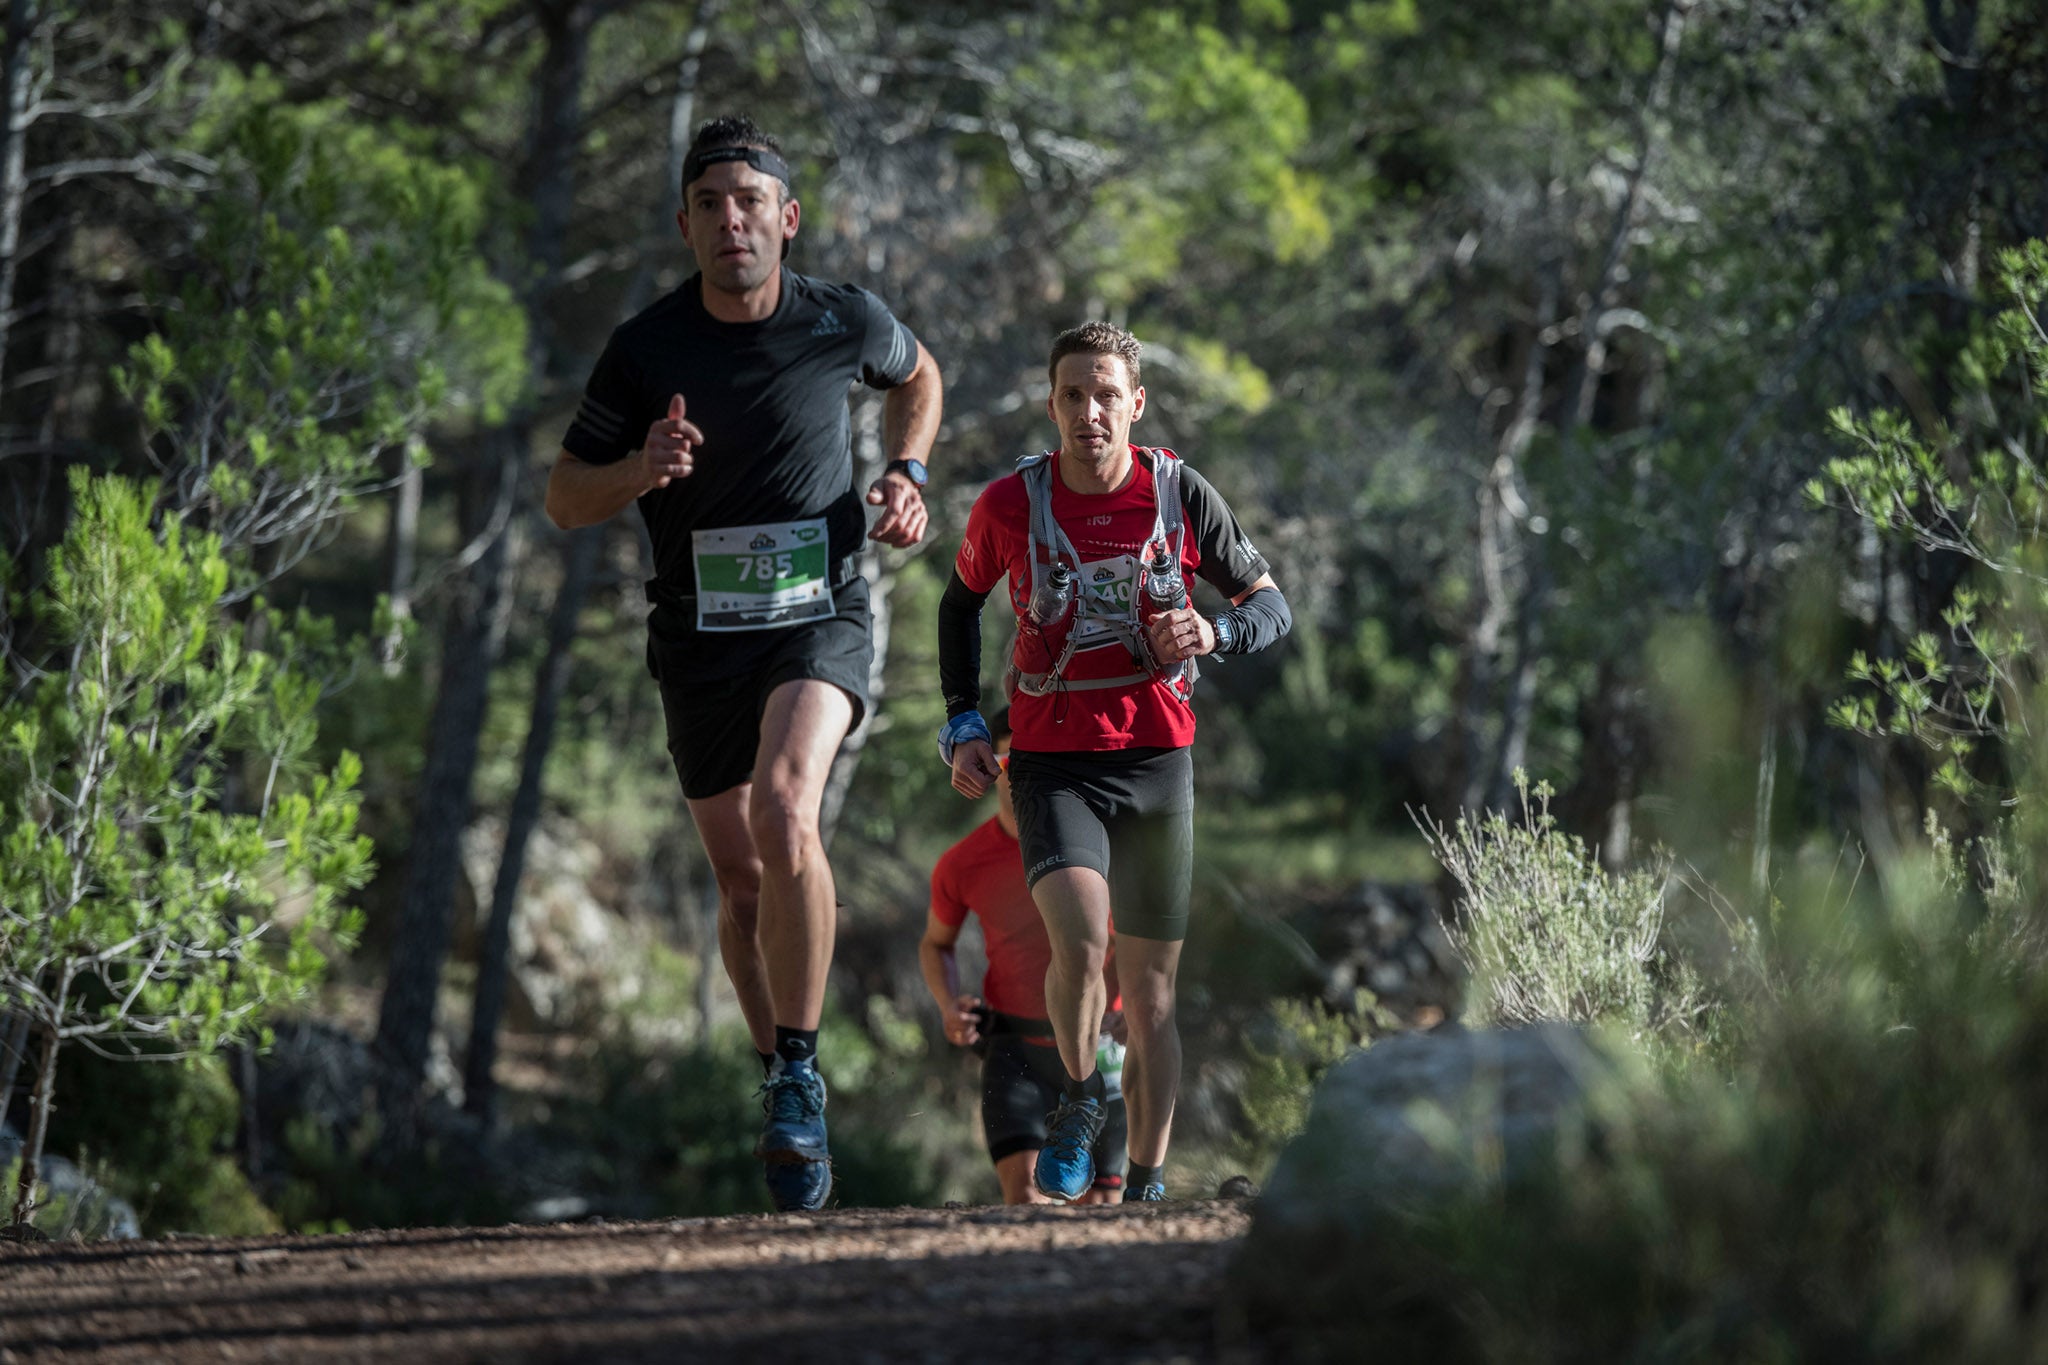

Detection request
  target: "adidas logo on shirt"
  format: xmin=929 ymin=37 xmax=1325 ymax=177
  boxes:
xmin=811 ymin=309 xmax=848 ymax=337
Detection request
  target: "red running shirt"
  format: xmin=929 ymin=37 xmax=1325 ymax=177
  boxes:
xmin=930 ymin=818 xmax=1054 ymax=1018
xmin=954 ymin=448 xmax=1271 ymax=753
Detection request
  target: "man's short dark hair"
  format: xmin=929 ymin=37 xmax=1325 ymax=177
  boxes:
xmin=682 ymin=115 xmax=790 ymax=199
xmin=1048 ymin=321 xmax=1142 ymax=389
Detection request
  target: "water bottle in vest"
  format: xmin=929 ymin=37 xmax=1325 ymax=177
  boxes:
xmin=1030 ymin=560 xmax=1076 ymax=625
xmin=1144 ymin=543 xmax=1188 ymax=615
xmin=1096 ymin=1032 xmax=1125 ymax=1100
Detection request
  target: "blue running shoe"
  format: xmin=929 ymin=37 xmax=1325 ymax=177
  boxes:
xmin=1033 ymin=1095 xmax=1106 ymax=1202
xmin=763 ymin=1155 xmax=833 ymax=1212
xmin=1124 ymin=1181 xmax=1167 ymax=1203
xmin=757 ymin=1062 xmax=832 ymax=1212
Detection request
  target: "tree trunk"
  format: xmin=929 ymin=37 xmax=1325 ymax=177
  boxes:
xmin=1557 ymin=659 xmax=1647 ymax=870
xmin=0 ymin=1009 xmax=28 ymax=1134
xmin=10 ymin=1010 xmax=57 ymax=1229
xmin=1563 ymin=0 xmax=1691 ymax=429
xmin=373 ymin=433 xmax=521 ymax=1141
xmin=372 ymin=0 xmax=593 ymax=1145
xmin=1538 ymin=0 xmax=1688 ymax=841
xmin=379 ymin=455 xmax=423 ymax=675
xmin=1456 ymin=249 xmax=1556 ymax=816
xmin=619 ymin=0 xmax=722 ymax=316
xmin=1484 ymin=563 xmax=1547 ymax=815
xmin=463 ymin=523 xmax=598 ymax=1124
xmin=233 ymin=1043 xmax=263 ymax=1181
xmin=0 ymin=0 xmax=42 ymax=386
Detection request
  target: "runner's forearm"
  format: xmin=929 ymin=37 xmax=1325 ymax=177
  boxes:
xmin=938 ymin=570 xmax=991 ymax=718
xmin=545 ymin=450 xmax=648 ymax=529
xmin=919 ymin=938 xmax=961 ymax=1016
xmin=1211 ymin=582 xmax=1292 ymax=655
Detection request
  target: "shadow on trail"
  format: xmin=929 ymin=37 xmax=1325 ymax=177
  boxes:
xmin=0 ymin=1203 xmax=1253 ymax=1364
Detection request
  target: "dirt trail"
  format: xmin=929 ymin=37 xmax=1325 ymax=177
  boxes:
xmin=0 ymin=1201 xmax=1256 ymax=1363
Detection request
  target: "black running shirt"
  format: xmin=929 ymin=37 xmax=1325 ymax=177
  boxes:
xmin=562 ymin=269 xmax=921 ymax=593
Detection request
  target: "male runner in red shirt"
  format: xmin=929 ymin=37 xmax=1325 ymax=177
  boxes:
xmin=935 ymin=321 xmax=1292 ymax=1202
xmin=920 ymin=708 xmax=1127 ymax=1204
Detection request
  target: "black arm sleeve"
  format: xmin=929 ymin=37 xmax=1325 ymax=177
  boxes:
xmin=1214 ymin=585 xmax=1292 ymax=655
xmin=939 ymin=569 xmax=994 ymax=718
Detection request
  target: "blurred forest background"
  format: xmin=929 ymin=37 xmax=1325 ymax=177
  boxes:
xmin=2 ymin=0 xmax=2045 ymax=1296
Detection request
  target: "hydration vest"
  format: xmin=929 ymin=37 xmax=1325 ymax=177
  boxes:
xmin=1008 ymin=447 xmax=1198 ymax=705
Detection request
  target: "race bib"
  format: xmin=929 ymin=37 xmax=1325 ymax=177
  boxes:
xmin=691 ymin=518 xmax=833 ymax=631
xmin=1071 ymin=555 xmax=1140 ymax=650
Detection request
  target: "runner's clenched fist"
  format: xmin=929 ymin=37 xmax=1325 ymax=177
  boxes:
xmin=639 ymin=393 xmax=703 ymax=491
xmin=1145 ymin=606 xmax=1214 ymax=664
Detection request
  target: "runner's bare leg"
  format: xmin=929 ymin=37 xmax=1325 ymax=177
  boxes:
xmin=683 ymin=786 xmax=774 ymax=1055
xmin=751 ymin=678 xmax=855 ymax=1030
xmin=1113 ymin=934 xmax=1183 ymax=1167
xmin=993 ymin=1151 xmax=1055 ymax=1205
xmin=1032 ymin=866 xmax=1112 ymax=1085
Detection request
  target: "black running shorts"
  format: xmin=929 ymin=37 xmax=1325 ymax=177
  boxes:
xmin=649 ymin=577 xmax=873 ymax=800
xmin=1005 ymin=746 xmax=1195 ymax=941
xmin=981 ymin=1035 xmax=1127 ymax=1185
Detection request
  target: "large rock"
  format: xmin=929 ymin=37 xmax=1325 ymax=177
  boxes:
xmin=1260 ymin=1022 xmax=1606 ymax=1216
xmin=1228 ymin=1023 xmax=1612 ymax=1353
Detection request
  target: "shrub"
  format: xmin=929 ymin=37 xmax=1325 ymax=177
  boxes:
xmin=46 ymin=1050 xmax=278 ymax=1236
xmin=1421 ymin=773 xmax=1712 ymax=1053
xmin=1243 ymin=860 xmax=2048 ymax=1363
xmin=0 ymin=471 xmax=370 ymax=1228
xmin=1230 ymin=989 xmax=1394 ymax=1179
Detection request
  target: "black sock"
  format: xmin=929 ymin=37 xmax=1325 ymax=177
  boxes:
xmin=1128 ymin=1162 xmax=1163 ymax=1191
xmin=774 ymin=1026 xmax=819 ymax=1067
xmin=1063 ymin=1070 xmax=1107 ymax=1103
xmin=757 ymin=1050 xmax=776 ymax=1076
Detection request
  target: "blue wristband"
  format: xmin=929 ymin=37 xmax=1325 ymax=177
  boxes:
xmin=937 ymin=710 xmax=992 ymax=766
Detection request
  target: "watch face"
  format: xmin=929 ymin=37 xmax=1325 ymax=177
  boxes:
xmin=895 ymin=458 xmax=929 ymax=487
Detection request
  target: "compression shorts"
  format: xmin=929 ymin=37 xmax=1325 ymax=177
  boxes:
xmin=1006 ymin=746 xmax=1194 ymax=941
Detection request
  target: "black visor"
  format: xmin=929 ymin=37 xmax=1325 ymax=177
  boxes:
xmin=681 ymin=145 xmax=792 ymax=192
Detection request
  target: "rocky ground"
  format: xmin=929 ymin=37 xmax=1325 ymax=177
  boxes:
xmin=0 ymin=1200 xmax=1258 ymax=1364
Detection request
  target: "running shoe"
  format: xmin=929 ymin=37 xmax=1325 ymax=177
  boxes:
xmin=763 ymin=1156 xmax=832 ymax=1212
xmin=1033 ymin=1095 xmax=1106 ymax=1202
xmin=1124 ymin=1181 xmax=1167 ymax=1203
xmin=757 ymin=1061 xmax=832 ymax=1212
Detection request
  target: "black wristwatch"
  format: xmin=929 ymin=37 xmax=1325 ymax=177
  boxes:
xmin=1210 ymin=611 xmax=1235 ymax=655
xmin=884 ymin=457 xmax=929 ymax=489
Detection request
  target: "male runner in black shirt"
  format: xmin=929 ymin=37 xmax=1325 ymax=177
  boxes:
xmin=546 ymin=115 xmax=942 ymax=1212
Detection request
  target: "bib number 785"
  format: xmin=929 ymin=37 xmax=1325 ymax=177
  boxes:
xmin=737 ymin=553 xmax=796 ymax=583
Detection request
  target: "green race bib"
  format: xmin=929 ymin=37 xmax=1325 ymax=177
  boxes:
xmin=691 ymin=518 xmax=833 ymax=631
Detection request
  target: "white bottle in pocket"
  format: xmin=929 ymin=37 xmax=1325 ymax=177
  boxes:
xmin=1096 ymin=1033 xmax=1126 ymax=1100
